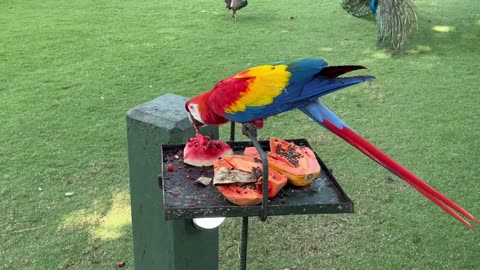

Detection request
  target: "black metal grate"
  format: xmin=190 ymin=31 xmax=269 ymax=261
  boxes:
xmin=161 ymin=139 xmax=354 ymax=220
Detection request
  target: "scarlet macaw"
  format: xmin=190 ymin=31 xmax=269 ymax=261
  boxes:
xmin=185 ymin=58 xmax=478 ymax=228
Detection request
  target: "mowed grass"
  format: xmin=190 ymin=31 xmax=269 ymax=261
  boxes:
xmin=1 ymin=0 xmax=479 ymax=269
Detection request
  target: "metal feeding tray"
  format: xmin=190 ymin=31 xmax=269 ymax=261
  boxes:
xmin=161 ymin=139 xmax=353 ymax=220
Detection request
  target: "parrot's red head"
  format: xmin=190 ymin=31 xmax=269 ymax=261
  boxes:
xmin=185 ymin=91 xmax=229 ymax=128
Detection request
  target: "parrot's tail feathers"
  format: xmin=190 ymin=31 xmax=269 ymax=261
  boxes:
xmin=324 ymin=119 xmax=479 ymax=229
xmin=318 ymin=65 xmax=367 ymax=78
xmin=300 ymin=102 xmax=479 ymax=229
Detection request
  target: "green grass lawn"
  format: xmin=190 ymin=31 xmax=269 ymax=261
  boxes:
xmin=1 ymin=0 xmax=479 ymax=269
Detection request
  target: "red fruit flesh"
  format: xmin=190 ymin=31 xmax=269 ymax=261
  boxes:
xmin=183 ymin=133 xmax=233 ymax=167
xmin=244 ymin=137 xmax=321 ymax=187
xmin=214 ymin=155 xmax=288 ymax=206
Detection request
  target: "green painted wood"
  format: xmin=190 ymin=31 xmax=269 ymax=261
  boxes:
xmin=127 ymin=93 xmax=219 ymax=270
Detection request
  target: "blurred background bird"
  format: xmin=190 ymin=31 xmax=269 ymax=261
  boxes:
xmin=225 ymin=0 xmax=248 ymax=20
xmin=341 ymin=0 xmax=417 ymax=51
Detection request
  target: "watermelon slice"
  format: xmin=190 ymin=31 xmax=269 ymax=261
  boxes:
xmin=183 ymin=133 xmax=233 ymax=167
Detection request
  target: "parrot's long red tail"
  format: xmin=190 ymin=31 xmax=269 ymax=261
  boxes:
xmin=301 ymin=101 xmax=479 ymax=229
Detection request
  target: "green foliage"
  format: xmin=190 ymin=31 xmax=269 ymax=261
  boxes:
xmin=1 ymin=0 xmax=479 ymax=269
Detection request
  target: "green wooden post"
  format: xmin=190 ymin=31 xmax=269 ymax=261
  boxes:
xmin=127 ymin=93 xmax=220 ymax=270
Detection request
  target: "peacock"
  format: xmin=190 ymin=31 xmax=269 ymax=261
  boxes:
xmin=225 ymin=0 xmax=248 ymax=20
xmin=342 ymin=0 xmax=417 ymax=51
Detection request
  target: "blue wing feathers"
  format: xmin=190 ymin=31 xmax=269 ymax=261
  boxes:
xmin=224 ymin=58 xmax=374 ymax=123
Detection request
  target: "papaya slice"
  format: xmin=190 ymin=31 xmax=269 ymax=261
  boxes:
xmin=213 ymin=157 xmax=257 ymax=185
xmin=244 ymin=138 xmax=321 ymax=187
xmin=213 ymin=155 xmax=288 ymax=206
xmin=215 ymin=184 xmax=263 ymax=206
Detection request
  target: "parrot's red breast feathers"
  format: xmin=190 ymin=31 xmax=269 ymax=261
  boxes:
xmin=209 ymin=76 xmax=252 ymax=117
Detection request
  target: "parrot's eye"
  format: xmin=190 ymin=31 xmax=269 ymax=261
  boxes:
xmin=186 ymin=103 xmax=195 ymax=113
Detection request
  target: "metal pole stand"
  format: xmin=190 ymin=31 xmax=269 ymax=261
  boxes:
xmin=235 ymin=122 xmax=271 ymax=270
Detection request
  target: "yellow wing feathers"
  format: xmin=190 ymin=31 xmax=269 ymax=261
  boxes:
xmin=225 ymin=65 xmax=290 ymax=113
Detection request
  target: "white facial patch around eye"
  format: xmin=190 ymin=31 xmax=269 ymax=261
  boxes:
xmin=188 ymin=104 xmax=202 ymax=123
xmin=187 ymin=113 xmax=194 ymax=123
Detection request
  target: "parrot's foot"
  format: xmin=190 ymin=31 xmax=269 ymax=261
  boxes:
xmin=242 ymin=123 xmax=257 ymax=138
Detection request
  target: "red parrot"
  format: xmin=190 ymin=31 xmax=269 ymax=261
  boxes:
xmin=185 ymin=58 xmax=478 ymax=229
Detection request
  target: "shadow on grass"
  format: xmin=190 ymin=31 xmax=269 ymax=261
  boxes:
xmin=58 ymin=191 xmax=131 ymax=241
xmin=57 ymin=190 xmax=132 ymax=269
xmin=406 ymin=16 xmax=479 ymax=55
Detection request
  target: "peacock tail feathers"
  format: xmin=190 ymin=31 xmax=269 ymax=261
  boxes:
xmin=376 ymin=0 xmax=417 ymax=51
xmin=341 ymin=0 xmax=373 ymax=17
xmin=342 ymin=0 xmax=417 ymax=51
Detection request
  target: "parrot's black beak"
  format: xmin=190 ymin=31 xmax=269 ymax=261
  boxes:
xmin=188 ymin=113 xmax=205 ymax=129
xmin=192 ymin=118 xmax=204 ymax=129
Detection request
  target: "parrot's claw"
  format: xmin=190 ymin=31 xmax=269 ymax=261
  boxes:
xmin=242 ymin=123 xmax=258 ymax=138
